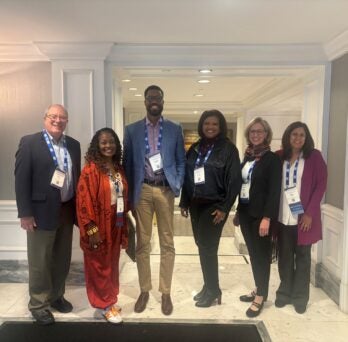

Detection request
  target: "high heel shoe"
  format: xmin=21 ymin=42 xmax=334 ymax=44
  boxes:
xmin=239 ymin=290 xmax=256 ymax=302
xmin=246 ymin=300 xmax=264 ymax=318
xmin=193 ymin=286 xmax=207 ymax=301
xmin=195 ymin=292 xmax=222 ymax=308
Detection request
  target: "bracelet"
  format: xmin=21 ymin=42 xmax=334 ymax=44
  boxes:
xmin=86 ymin=226 xmax=99 ymax=236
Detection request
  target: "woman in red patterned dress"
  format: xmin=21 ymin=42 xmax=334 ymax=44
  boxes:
xmin=76 ymin=128 xmax=128 ymax=324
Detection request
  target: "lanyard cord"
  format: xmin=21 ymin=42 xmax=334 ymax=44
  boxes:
xmin=145 ymin=117 xmax=163 ymax=155
xmin=42 ymin=130 xmax=68 ymax=172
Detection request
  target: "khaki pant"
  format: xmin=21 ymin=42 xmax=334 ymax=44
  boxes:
xmin=135 ymin=183 xmax=175 ymax=294
xmin=27 ymin=201 xmax=74 ymax=311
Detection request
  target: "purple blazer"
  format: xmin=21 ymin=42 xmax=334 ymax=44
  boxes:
xmin=277 ymin=149 xmax=327 ymax=245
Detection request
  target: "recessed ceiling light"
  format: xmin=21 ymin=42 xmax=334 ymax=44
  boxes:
xmin=198 ymin=79 xmax=211 ymax=84
xmin=129 ymin=87 xmax=137 ymax=91
xmin=134 ymin=94 xmax=142 ymax=97
xmin=194 ymin=94 xmax=204 ymax=97
xmin=199 ymin=69 xmax=212 ymax=74
xmin=193 ymin=110 xmax=199 ymax=114
xmin=122 ymin=79 xmax=131 ymax=82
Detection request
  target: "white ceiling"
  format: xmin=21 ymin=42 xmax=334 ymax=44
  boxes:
xmin=1 ymin=0 xmax=347 ymax=120
xmin=1 ymin=0 xmax=348 ymax=45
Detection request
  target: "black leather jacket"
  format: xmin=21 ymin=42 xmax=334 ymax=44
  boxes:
xmin=179 ymin=137 xmax=242 ymax=214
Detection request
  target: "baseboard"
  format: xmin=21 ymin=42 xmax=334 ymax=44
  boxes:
xmin=313 ymin=261 xmax=340 ymax=305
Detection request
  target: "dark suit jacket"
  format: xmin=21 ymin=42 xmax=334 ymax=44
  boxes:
xmin=15 ymin=132 xmax=81 ymax=230
xmin=123 ymin=117 xmax=186 ymax=207
xmin=237 ymin=151 xmax=281 ymax=220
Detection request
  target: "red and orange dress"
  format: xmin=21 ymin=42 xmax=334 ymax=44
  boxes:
xmin=76 ymin=162 xmax=128 ymax=309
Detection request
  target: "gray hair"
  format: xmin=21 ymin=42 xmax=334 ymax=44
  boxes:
xmin=44 ymin=104 xmax=68 ymax=117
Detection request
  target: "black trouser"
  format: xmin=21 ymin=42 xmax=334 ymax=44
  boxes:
xmin=239 ymin=211 xmax=272 ymax=299
xmin=276 ymin=223 xmax=311 ymax=306
xmin=189 ymin=202 xmax=226 ymax=296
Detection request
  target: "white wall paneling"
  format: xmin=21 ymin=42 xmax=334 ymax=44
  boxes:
xmin=339 ymin=118 xmax=348 ymax=312
xmin=321 ymin=204 xmax=344 ymax=279
xmin=112 ymin=78 xmax=124 ymax=141
xmin=61 ymin=68 xmax=94 ymax=159
xmin=302 ymin=65 xmax=331 ymax=153
xmin=0 ymin=201 xmax=27 ymax=259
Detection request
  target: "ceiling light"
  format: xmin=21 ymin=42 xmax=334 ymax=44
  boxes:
xmin=198 ymin=79 xmax=210 ymax=84
xmin=122 ymin=79 xmax=131 ymax=82
xmin=194 ymin=94 xmax=204 ymax=97
xmin=199 ymin=69 xmax=212 ymax=74
xmin=129 ymin=87 xmax=137 ymax=91
xmin=193 ymin=110 xmax=199 ymax=114
xmin=134 ymin=94 xmax=142 ymax=97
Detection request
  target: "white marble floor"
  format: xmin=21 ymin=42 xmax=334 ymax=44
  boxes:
xmin=1 ymin=235 xmax=348 ymax=342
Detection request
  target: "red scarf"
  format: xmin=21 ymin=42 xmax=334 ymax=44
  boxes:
xmin=244 ymin=143 xmax=270 ymax=161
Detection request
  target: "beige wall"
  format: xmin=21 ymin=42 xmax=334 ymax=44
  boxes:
xmin=326 ymin=54 xmax=348 ymax=209
xmin=0 ymin=62 xmax=51 ymax=200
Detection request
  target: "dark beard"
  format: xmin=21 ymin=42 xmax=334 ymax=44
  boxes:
xmin=147 ymin=104 xmax=163 ymax=117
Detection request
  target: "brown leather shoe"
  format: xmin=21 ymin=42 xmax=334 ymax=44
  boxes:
xmin=134 ymin=292 xmax=149 ymax=313
xmin=161 ymin=294 xmax=173 ymax=315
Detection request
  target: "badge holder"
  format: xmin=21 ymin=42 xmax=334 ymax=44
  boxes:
xmin=194 ymin=166 xmax=205 ymax=185
xmin=50 ymin=168 xmax=66 ymax=189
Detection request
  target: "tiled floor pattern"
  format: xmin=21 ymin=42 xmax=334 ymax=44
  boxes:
xmin=1 ymin=236 xmax=348 ymax=342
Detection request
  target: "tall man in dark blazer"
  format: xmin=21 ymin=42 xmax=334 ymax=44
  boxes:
xmin=15 ymin=104 xmax=81 ymax=325
xmin=123 ymin=85 xmax=185 ymax=315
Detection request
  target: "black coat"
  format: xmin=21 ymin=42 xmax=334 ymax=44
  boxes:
xmin=15 ymin=132 xmax=81 ymax=230
xmin=237 ymin=151 xmax=281 ymax=219
xmin=179 ymin=137 xmax=242 ymax=214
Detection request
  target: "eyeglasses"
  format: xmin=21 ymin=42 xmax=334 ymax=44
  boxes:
xmin=145 ymin=95 xmax=163 ymax=102
xmin=250 ymin=129 xmax=265 ymax=135
xmin=46 ymin=114 xmax=68 ymax=122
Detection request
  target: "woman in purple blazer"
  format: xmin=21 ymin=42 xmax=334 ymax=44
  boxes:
xmin=275 ymin=122 xmax=327 ymax=314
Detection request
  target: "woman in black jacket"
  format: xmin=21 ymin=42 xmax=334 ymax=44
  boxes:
xmin=233 ymin=117 xmax=281 ymax=318
xmin=180 ymin=110 xmax=242 ymax=308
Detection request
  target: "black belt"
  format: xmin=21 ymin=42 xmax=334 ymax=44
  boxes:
xmin=143 ymin=178 xmax=169 ymax=187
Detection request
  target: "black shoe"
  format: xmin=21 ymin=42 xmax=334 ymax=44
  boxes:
xmin=134 ymin=292 xmax=149 ymax=313
xmin=51 ymin=297 xmax=73 ymax=313
xmin=294 ymin=303 xmax=307 ymax=314
xmin=31 ymin=309 xmax=55 ymax=325
xmin=275 ymin=298 xmax=290 ymax=308
xmin=193 ymin=286 xmax=207 ymax=301
xmin=239 ymin=290 xmax=256 ymax=302
xmin=195 ymin=292 xmax=222 ymax=308
xmin=246 ymin=300 xmax=264 ymax=318
xmin=161 ymin=294 xmax=173 ymax=316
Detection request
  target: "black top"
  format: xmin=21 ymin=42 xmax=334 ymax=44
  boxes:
xmin=237 ymin=150 xmax=282 ymax=219
xmin=179 ymin=137 xmax=242 ymax=214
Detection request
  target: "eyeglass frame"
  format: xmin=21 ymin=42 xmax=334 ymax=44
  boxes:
xmin=45 ymin=114 xmax=69 ymax=122
xmin=249 ymin=129 xmax=266 ymax=135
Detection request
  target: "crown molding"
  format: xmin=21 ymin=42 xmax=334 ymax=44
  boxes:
xmin=108 ymin=43 xmax=328 ymax=66
xmin=324 ymin=30 xmax=348 ymax=61
xmin=0 ymin=43 xmax=48 ymax=61
xmin=0 ymin=42 xmax=329 ymax=64
xmin=35 ymin=42 xmax=114 ymax=61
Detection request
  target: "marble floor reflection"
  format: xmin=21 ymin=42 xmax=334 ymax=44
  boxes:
xmin=1 ymin=235 xmax=348 ymax=342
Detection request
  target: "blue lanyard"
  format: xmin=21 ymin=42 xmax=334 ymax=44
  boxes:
xmin=244 ymin=161 xmax=256 ymax=183
xmin=109 ymin=172 xmax=123 ymax=196
xmin=285 ymin=159 xmax=299 ymax=188
xmin=195 ymin=144 xmax=214 ymax=168
xmin=42 ymin=130 xmax=68 ymax=172
xmin=145 ymin=117 xmax=163 ymax=155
